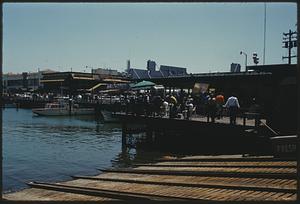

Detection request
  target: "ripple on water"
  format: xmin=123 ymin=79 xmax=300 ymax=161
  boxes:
xmin=3 ymin=109 xmax=124 ymax=192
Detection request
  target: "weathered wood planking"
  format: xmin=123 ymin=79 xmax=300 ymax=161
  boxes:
xmin=3 ymin=155 xmax=297 ymax=201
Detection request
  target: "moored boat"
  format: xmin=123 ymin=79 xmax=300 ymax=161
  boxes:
xmin=32 ymin=100 xmax=94 ymax=116
xmin=100 ymin=110 xmax=119 ymax=122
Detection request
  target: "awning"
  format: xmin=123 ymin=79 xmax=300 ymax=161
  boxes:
xmin=102 ymin=78 xmax=131 ymax=83
xmin=40 ymin=79 xmax=65 ymax=83
xmin=72 ymin=76 xmax=94 ymax=80
xmin=130 ymin=80 xmax=155 ymax=90
xmin=87 ymin=83 xmax=107 ymax=92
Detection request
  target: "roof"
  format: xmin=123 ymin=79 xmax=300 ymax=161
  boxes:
xmin=72 ymin=76 xmax=94 ymax=80
xmin=247 ymin=64 xmax=296 ymax=75
xmin=102 ymin=78 xmax=131 ymax=83
xmin=40 ymin=79 xmax=65 ymax=83
xmin=190 ymin=71 xmax=272 ymax=78
xmin=128 ymin=69 xmax=150 ymax=79
xmin=149 ymin=71 xmax=164 ymax=78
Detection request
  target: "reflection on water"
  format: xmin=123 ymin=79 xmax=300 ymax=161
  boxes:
xmin=3 ymin=109 xmax=125 ymax=193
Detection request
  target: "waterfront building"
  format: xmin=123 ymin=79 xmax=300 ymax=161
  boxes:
xmin=40 ymin=71 xmax=130 ymax=95
xmin=127 ymin=60 xmax=188 ymax=79
xmin=92 ymin=68 xmax=120 ymax=77
xmin=2 ymin=69 xmax=55 ymax=93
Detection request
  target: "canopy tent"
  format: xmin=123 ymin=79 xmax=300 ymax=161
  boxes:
xmin=130 ymin=80 xmax=156 ymax=90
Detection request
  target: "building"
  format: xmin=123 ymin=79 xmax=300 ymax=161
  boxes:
xmin=127 ymin=60 xmax=188 ymax=79
xmin=147 ymin=60 xmax=156 ymax=72
xmin=92 ymin=68 xmax=120 ymax=77
xmin=40 ymin=71 xmax=130 ymax=95
xmin=160 ymin=65 xmax=187 ymax=76
xmin=2 ymin=69 xmax=55 ymax=93
xmin=230 ymin=63 xmax=241 ymax=72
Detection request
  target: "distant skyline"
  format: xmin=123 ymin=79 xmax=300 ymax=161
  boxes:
xmin=3 ymin=3 xmax=297 ymax=74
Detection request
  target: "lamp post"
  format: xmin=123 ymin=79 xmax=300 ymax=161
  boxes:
xmin=240 ymin=51 xmax=248 ymax=72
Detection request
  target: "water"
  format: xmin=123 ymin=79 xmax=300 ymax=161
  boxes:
xmin=2 ymin=108 xmax=167 ymax=193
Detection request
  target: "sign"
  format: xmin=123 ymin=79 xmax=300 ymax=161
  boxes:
xmin=193 ymin=83 xmax=209 ymax=94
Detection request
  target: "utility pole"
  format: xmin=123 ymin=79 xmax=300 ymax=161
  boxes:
xmin=263 ymin=3 xmax=267 ymax=65
xmin=282 ymin=29 xmax=297 ymax=64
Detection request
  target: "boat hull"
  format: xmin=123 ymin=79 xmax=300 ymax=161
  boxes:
xmin=32 ymin=108 xmax=95 ymax=116
xmin=101 ymin=110 xmax=119 ymax=122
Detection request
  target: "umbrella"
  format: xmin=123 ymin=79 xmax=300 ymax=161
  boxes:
xmin=130 ymin=80 xmax=155 ymax=90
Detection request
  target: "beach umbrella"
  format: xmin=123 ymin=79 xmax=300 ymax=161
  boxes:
xmin=130 ymin=80 xmax=155 ymax=90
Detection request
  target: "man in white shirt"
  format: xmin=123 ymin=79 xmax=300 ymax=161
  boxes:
xmin=224 ymin=94 xmax=240 ymax=125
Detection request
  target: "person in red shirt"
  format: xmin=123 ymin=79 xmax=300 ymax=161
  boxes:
xmin=215 ymin=93 xmax=225 ymax=119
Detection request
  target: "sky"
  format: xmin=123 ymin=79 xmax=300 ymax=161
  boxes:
xmin=3 ymin=3 xmax=297 ymax=74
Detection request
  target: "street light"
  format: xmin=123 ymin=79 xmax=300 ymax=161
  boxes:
xmin=240 ymin=51 xmax=248 ymax=72
xmin=252 ymin=52 xmax=259 ymax=65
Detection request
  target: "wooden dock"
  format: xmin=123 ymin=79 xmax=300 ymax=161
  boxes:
xmin=3 ymin=155 xmax=297 ymax=201
xmin=117 ymin=112 xmax=275 ymax=155
xmin=117 ymin=112 xmax=264 ymax=128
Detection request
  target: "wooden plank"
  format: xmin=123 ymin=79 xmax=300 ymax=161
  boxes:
xmin=72 ymin=175 xmax=296 ymax=193
xmin=100 ymin=168 xmax=296 ymax=179
xmin=2 ymin=188 xmax=116 ymax=201
xmin=134 ymin=163 xmax=296 ymax=168
xmin=156 ymin=157 xmax=296 ymax=162
xmin=4 ymin=154 xmax=297 ymax=202
xmin=27 ymin=181 xmax=198 ymax=201
xmin=43 ymin=178 xmax=296 ymax=201
xmin=134 ymin=166 xmax=296 ymax=174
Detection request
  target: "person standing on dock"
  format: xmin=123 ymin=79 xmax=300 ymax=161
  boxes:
xmin=224 ymin=93 xmax=240 ymax=125
xmin=215 ymin=93 xmax=225 ymax=119
xmin=162 ymin=99 xmax=169 ymax=117
xmin=207 ymin=95 xmax=217 ymax=122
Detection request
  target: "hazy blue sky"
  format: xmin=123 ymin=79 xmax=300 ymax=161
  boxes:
xmin=3 ymin=3 xmax=297 ymax=74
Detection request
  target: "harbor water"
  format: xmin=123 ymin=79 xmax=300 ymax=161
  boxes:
xmin=2 ymin=108 xmax=167 ymax=193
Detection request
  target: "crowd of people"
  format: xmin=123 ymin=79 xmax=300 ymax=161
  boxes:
xmin=117 ymin=89 xmax=247 ymax=125
xmin=4 ymin=87 xmax=261 ymax=125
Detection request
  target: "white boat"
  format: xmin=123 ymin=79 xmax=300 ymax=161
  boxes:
xmin=32 ymin=101 xmax=94 ymax=116
xmin=100 ymin=110 xmax=119 ymax=122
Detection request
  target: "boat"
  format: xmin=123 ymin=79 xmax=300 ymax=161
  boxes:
xmin=100 ymin=110 xmax=119 ymax=122
xmin=32 ymin=100 xmax=94 ymax=116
